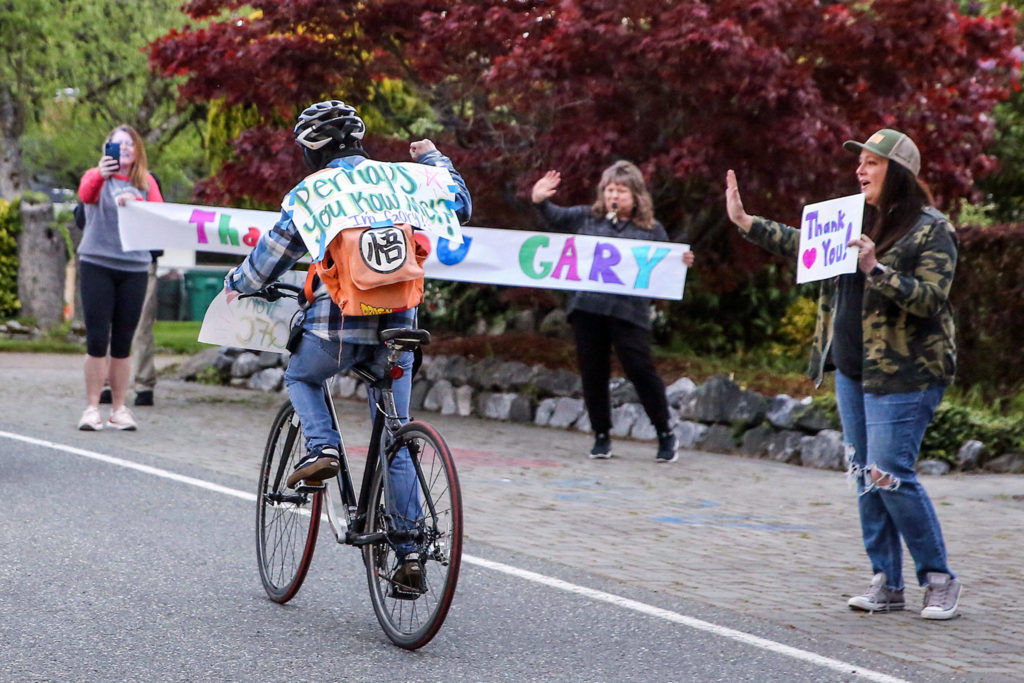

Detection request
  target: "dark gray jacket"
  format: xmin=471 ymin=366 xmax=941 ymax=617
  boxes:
xmin=535 ymin=200 xmax=670 ymax=330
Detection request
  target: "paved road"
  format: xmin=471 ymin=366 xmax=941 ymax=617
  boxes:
xmin=2 ymin=352 xmax=1023 ymax=681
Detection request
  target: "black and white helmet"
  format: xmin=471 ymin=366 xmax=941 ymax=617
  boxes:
xmin=293 ymin=100 xmax=366 ymax=150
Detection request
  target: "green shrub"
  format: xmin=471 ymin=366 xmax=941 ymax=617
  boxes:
xmin=922 ymin=402 xmax=1024 ymax=463
xmin=0 ymin=197 xmax=22 ymax=318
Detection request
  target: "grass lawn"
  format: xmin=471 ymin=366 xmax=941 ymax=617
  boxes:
xmin=0 ymin=320 xmax=207 ymax=355
xmin=152 ymin=320 xmax=206 ymax=354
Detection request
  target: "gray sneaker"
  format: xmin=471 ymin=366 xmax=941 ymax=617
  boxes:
xmin=921 ymin=572 xmax=962 ymax=620
xmin=848 ymin=572 xmax=905 ymax=613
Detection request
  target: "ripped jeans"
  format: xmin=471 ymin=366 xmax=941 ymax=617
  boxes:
xmin=835 ymin=371 xmax=954 ymax=589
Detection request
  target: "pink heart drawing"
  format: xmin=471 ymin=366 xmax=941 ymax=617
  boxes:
xmin=802 ymin=248 xmax=817 ymax=269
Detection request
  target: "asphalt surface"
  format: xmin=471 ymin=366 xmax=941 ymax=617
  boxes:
xmin=2 ymin=352 xmax=1023 ymax=681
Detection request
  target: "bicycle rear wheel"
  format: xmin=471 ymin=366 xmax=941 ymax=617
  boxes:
xmin=256 ymin=402 xmax=321 ymax=603
xmin=364 ymin=421 xmax=463 ymax=649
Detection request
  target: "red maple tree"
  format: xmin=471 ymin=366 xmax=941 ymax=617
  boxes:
xmin=150 ymin=0 xmax=1020 ymax=290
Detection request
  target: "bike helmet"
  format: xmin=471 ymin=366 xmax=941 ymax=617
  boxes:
xmin=293 ymin=100 xmax=366 ymax=150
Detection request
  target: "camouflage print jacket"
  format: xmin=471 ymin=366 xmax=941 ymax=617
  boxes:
xmin=741 ymin=207 xmax=957 ymax=394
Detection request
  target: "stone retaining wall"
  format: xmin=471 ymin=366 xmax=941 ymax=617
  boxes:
xmin=175 ymin=346 xmax=1023 ymax=474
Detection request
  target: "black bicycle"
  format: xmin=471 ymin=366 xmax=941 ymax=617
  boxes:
xmin=246 ymin=282 xmax=462 ymax=650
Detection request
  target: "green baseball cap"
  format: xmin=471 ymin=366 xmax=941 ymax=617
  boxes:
xmin=843 ymin=128 xmax=920 ymax=176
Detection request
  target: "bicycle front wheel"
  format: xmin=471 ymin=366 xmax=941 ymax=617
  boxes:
xmin=364 ymin=421 xmax=463 ymax=649
xmin=256 ymin=402 xmax=321 ymax=603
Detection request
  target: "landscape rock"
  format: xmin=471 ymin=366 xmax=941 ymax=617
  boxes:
xmin=766 ymin=430 xmax=805 ymax=465
xmin=423 ymin=379 xmax=454 ymax=412
xmin=231 ymin=352 xmax=261 ymax=378
xmin=548 ymin=397 xmax=585 ymax=428
xmin=985 ymin=452 xmax=1024 ymax=474
xmin=665 ymin=377 xmax=697 ymax=408
xmin=740 ymin=424 xmax=775 ymax=457
xmin=765 ymin=394 xmax=800 ymax=429
xmin=957 ymin=440 xmax=987 ymax=471
xmin=455 ymin=385 xmax=474 ymax=417
xmin=248 ymin=367 xmax=284 ymax=392
xmin=533 ymin=367 xmax=582 ymax=397
xmin=917 ymin=459 xmax=951 ymax=476
xmin=674 ymin=421 xmax=708 ymax=449
xmin=702 ymin=424 xmax=737 ymax=453
xmin=611 ymin=403 xmax=643 ymax=437
xmin=799 ymin=429 xmax=845 ymax=470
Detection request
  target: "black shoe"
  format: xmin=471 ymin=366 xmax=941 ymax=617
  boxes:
xmin=656 ymin=431 xmax=678 ymax=463
xmin=286 ymin=445 xmax=340 ymax=488
xmin=390 ymin=558 xmax=426 ymax=599
xmin=589 ymin=433 xmax=612 ymax=459
xmin=99 ymin=388 xmax=112 ymax=405
xmin=134 ymin=390 xmax=154 ymax=407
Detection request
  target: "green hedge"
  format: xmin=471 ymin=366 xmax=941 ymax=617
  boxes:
xmin=952 ymin=223 xmax=1024 ymax=397
xmin=0 ymin=198 xmax=22 ymax=318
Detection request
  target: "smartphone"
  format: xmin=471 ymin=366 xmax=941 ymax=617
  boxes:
xmin=104 ymin=142 xmax=121 ymax=171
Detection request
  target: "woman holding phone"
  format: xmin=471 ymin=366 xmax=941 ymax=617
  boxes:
xmin=76 ymin=125 xmax=163 ymax=431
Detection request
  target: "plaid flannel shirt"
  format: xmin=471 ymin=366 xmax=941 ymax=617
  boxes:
xmin=226 ymin=151 xmax=472 ymax=344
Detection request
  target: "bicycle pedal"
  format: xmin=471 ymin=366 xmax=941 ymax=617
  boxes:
xmin=296 ymin=480 xmax=326 ymax=492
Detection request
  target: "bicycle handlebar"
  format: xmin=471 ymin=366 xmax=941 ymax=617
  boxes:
xmin=237 ymin=282 xmax=304 ymax=303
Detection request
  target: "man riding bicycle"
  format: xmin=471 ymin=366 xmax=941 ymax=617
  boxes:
xmin=226 ymin=100 xmax=472 ymax=590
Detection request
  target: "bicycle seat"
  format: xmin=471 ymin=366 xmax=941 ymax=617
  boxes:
xmin=380 ymin=328 xmax=431 ymax=348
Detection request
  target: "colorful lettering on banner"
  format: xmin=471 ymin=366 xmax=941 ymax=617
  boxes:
xmin=119 ymin=203 xmax=689 ymax=301
xmin=796 ymin=194 xmax=865 ymax=284
xmin=506 ymin=229 xmax=687 ymax=299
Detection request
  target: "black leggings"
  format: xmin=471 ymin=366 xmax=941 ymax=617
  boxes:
xmin=79 ymin=260 xmax=148 ymax=358
xmin=569 ymin=310 xmax=671 ymax=435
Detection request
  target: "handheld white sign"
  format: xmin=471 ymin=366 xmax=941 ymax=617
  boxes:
xmin=796 ymin=194 xmax=865 ymax=284
xmin=198 ymin=271 xmax=303 ymax=354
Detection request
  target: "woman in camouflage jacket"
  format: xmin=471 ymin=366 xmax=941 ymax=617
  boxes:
xmin=725 ymin=129 xmax=962 ymax=621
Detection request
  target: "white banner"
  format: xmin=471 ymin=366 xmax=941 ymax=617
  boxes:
xmin=119 ymin=201 xmax=688 ymax=300
xmin=797 ymin=194 xmax=864 ymax=284
xmin=284 ymin=160 xmax=464 ymax=261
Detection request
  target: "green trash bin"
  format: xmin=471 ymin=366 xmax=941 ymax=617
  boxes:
xmin=183 ymin=269 xmax=229 ymax=321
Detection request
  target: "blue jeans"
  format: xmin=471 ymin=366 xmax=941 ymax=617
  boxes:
xmin=835 ymin=371 xmax=954 ymax=588
xmin=285 ymin=331 xmax=420 ymax=555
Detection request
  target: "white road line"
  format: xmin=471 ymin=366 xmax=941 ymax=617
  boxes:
xmin=2 ymin=430 xmax=908 ymax=683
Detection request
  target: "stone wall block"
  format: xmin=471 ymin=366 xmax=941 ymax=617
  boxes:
xmin=423 ymin=379 xmax=454 ymax=412
xmin=549 ymin=397 xmax=585 ymax=428
xmin=231 ymin=352 xmax=261 ymax=378
xmin=799 ymin=429 xmax=845 ymax=470
xmin=249 ymin=367 xmax=284 ymax=392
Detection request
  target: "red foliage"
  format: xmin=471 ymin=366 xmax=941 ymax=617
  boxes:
xmin=149 ymin=0 xmax=1020 ymax=289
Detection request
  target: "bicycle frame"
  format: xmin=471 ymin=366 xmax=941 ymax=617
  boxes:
xmin=319 ymin=347 xmax=427 ymax=551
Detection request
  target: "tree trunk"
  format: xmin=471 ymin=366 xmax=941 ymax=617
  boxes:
xmin=0 ymin=86 xmax=27 ymax=200
xmin=17 ymin=199 xmax=67 ymax=330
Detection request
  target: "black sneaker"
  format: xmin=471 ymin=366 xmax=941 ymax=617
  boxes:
xmin=99 ymin=387 xmax=112 ymax=405
xmin=589 ymin=433 xmax=612 ymax=459
xmin=134 ymin=390 xmax=154 ymax=407
xmin=390 ymin=558 xmax=426 ymax=599
xmin=286 ymin=445 xmax=340 ymax=488
xmin=655 ymin=431 xmax=678 ymax=463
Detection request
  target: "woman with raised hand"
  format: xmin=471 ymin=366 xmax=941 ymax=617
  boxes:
xmin=726 ymin=129 xmax=961 ymax=620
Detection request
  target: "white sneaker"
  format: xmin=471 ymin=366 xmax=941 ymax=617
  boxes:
xmin=106 ymin=406 xmax=138 ymax=431
xmin=78 ymin=406 xmax=104 ymax=431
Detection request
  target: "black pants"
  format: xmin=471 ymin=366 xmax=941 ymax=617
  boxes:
xmin=79 ymin=260 xmax=148 ymax=358
xmin=569 ymin=310 xmax=670 ymax=436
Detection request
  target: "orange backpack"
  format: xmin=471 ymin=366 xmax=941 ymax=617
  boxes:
xmin=304 ymin=223 xmax=431 ymax=316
